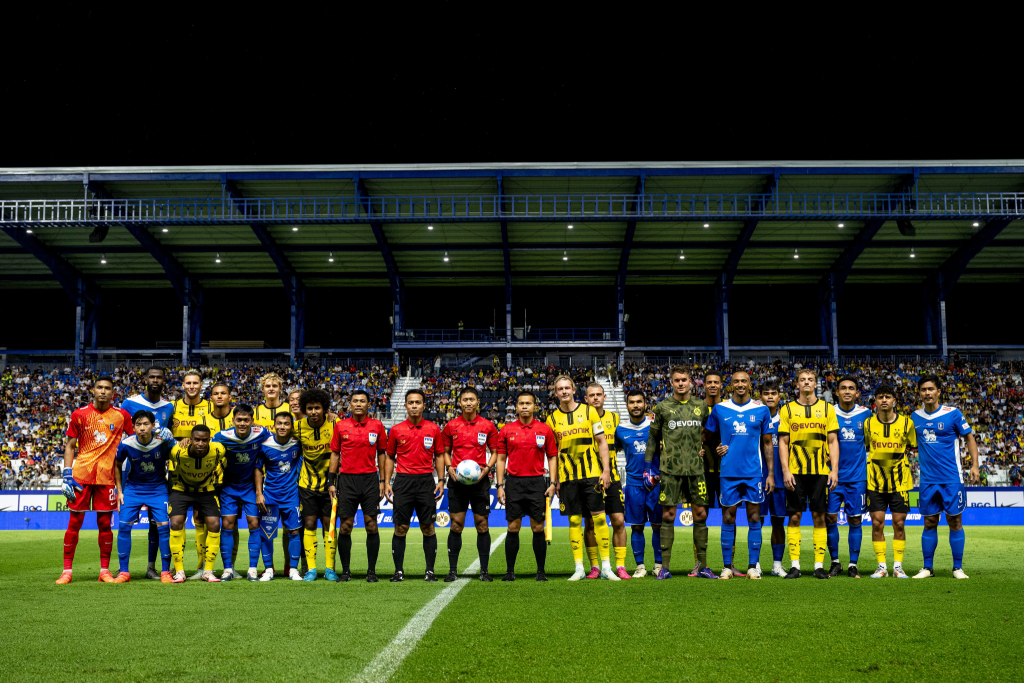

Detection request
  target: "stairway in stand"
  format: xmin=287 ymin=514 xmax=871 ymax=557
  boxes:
xmin=385 ymin=376 xmax=422 ymax=428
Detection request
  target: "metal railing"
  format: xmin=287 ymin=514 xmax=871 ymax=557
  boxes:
xmin=396 ymin=328 xmax=619 ymax=344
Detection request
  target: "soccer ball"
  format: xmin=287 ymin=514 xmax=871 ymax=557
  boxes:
xmin=456 ymin=460 xmax=482 ymax=485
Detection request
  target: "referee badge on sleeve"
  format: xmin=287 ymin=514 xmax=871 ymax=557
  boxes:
xmin=424 ymin=436 xmax=434 ymax=449
xmin=536 ymin=434 xmax=545 ymax=448
xmin=368 ymin=432 xmax=378 ymax=445
xmin=477 ymin=432 xmax=487 ymax=445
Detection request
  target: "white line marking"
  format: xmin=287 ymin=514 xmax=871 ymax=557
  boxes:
xmin=352 ymin=532 xmax=506 ymax=683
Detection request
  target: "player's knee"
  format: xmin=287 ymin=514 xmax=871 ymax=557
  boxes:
xmin=848 ymin=517 xmax=861 ymax=528
xmin=508 ymin=519 xmax=522 ymax=533
xmin=947 ymin=514 xmax=963 ymax=531
xmin=422 ymin=527 xmax=436 ymax=537
xmin=530 ymin=519 xmax=544 ymax=533
xmin=118 ymin=521 xmax=134 ymax=534
xmin=207 ymin=520 xmax=221 ymax=533
xmin=475 ymin=520 xmax=488 ymax=534
xmin=693 ymin=508 xmax=708 ymax=522
xmin=395 ymin=524 xmax=409 ymax=537
xmin=364 ymin=520 xmax=378 ymax=534
xmin=651 ymin=524 xmax=661 ymax=533
xmin=826 ymin=513 xmax=838 ymax=525
xmin=451 ymin=520 xmax=464 ymax=533
xmin=631 ymin=525 xmax=644 ymax=533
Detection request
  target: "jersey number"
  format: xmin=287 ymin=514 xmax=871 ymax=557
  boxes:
xmin=697 ymin=481 xmax=707 ymax=496
xmin=108 ymin=488 xmax=117 ymax=503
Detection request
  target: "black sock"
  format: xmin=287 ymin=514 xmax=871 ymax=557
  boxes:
xmin=392 ymin=534 xmax=407 ymax=573
xmin=477 ymin=531 xmax=492 ymax=573
xmin=338 ymin=534 xmax=352 ymax=572
xmin=505 ymin=531 xmax=520 ymax=572
xmin=448 ymin=531 xmax=463 ymax=572
xmin=424 ymin=534 xmax=437 ymax=573
xmin=366 ymin=532 xmax=380 ymax=573
xmin=533 ymin=530 xmax=547 ymax=573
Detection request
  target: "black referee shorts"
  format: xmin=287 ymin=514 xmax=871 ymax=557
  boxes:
xmin=392 ymin=473 xmax=437 ymax=528
xmin=447 ymin=476 xmax=491 ymax=516
xmin=558 ymin=477 xmax=605 ymax=517
xmin=504 ymin=475 xmax=547 ymax=522
xmin=299 ymin=487 xmax=332 ymax=519
xmin=785 ymin=474 xmax=830 ymax=515
xmin=337 ymin=472 xmax=381 ymax=519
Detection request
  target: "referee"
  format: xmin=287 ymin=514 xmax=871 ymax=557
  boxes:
xmin=496 ymin=391 xmax=558 ymax=581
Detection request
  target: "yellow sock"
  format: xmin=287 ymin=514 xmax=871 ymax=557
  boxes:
xmin=873 ymin=540 xmax=887 ymax=565
xmin=304 ymin=528 xmax=318 ymax=571
xmin=787 ymin=526 xmax=802 ymax=563
xmin=812 ymin=527 xmax=826 ymax=564
xmin=569 ymin=515 xmax=584 ymax=564
xmin=614 ymin=546 xmax=626 ymax=568
xmin=170 ymin=528 xmax=185 ymax=573
xmin=592 ymin=514 xmax=611 ymax=563
xmin=586 ymin=544 xmax=599 ymax=568
xmin=194 ymin=523 xmax=207 ymax=572
xmin=323 ymin=528 xmax=336 ymax=571
xmin=893 ymin=539 xmax=905 ymax=564
xmin=204 ymin=530 xmax=220 ymax=572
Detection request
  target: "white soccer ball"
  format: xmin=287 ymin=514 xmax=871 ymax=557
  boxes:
xmin=456 ymin=460 xmax=482 ymax=485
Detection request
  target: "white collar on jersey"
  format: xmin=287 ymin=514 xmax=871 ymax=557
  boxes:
xmin=261 ymin=435 xmax=298 ymax=451
xmin=126 ymin=394 xmax=172 ymax=409
xmin=219 ymin=426 xmax=268 ymax=444
xmin=122 ymin=434 xmax=167 ymax=452
xmin=914 ymin=405 xmax=955 ymax=420
xmin=835 ymin=404 xmax=871 ymax=419
xmin=619 ymin=416 xmax=652 ymax=431
xmin=721 ymin=398 xmax=763 ymax=412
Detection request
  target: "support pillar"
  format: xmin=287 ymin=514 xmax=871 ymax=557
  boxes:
xmin=939 ymin=300 xmax=948 ymax=359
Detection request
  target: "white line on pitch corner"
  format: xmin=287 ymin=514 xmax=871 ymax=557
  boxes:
xmin=351 ymin=532 xmax=506 ymax=683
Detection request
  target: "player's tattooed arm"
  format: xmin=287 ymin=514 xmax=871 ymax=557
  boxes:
xmin=761 ymin=434 xmax=774 ymax=493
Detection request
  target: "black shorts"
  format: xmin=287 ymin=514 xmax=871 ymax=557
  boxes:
xmin=704 ymin=470 xmax=721 ymax=508
xmin=393 ymin=473 xmax=437 ymax=528
xmin=505 ymin=475 xmax=547 ymax=522
xmin=604 ymin=480 xmax=625 ymax=515
xmin=447 ymin=476 xmax=491 ymax=516
xmin=169 ymin=490 xmax=220 ymax=519
xmin=558 ymin=477 xmax=605 ymax=517
xmin=299 ymin=487 xmax=332 ymax=519
xmin=868 ymin=489 xmax=910 ymax=514
xmin=785 ymin=474 xmax=830 ymax=514
xmin=337 ymin=472 xmax=381 ymax=519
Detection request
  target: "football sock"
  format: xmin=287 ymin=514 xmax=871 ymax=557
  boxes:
xmin=693 ymin=519 xmax=709 ymax=569
xmin=448 ymin=531 xmax=463 ymax=571
xmin=826 ymin=522 xmax=839 ymax=562
xmin=477 ymin=531 xmax=492 ymax=573
xmin=893 ymin=538 xmax=906 ymax=567
xmin=282 ymin=531 xmax=291 ymax=571
xmin=261 ymin=535 xmax=274 ymax=568
xmin=922 ymin=528 xmax=938 ymax=569
xmin=505 ymin=530 xmax=520 ymax=571
xmin=221 ymin=527 xmax=235 ymax=569
xmin=631 ymin=527 xmax=645 ymax=564
xmin=812 ymin=526 xmax=826 ymax=568
xmin=148 ymin=523 xmax=159 ymax=566
xmin=652 ymin=527 xmax=663 ymax=564
xmin=660 ymin=524 xmax=675 ymax=571
xmin=157 ymin=524 xmax=171 ymax=572
xmin=772 ymin=543 xmax=785 ymax=562
xmin=568 ymin=515 xmax=584 ymax=566
xmin=338 ymin=533 xmax=352 ymax=573
xmin=170 ymin=528 xmax=186 ymax=572
xmin=614 ymin=545 xmax=626 ymax=568
xmin=423 ymin=534 xmax=437 ymax=573
xmin=873 ymin=540 xmax=887 ymax=566
xmin=367 ymin=531 xmax=380 ymax=573
xmin=117 ymin=521 xmax=133 ymax=574
xmin=323 ymin=527 xmax=336 ymax=571
xmin=97 ymin=513 xmax=113 ymax=571
xmin=232 ymin=528 xmax=240 ymax=568
xmin=950 ymin=529 xmax=965 ymax=569
xmin=63 ymin=512 xmax=85 ymax=570
xmin=849 ymin=524 xmax=862 ymax=564
xmin=721 ymin=522 xmax=736 ymax=567
xmin=748 ymin=519 xmax=763 ymax=568
xmin=392 ymin=534 xmax=407 ymax=573
xmin=288 ymin=532 xmax=301 ymax=567
xmin=194 ymin=522 xmax=208 ymax=573
xmin=248 ymin=529 xmax=261 ymax=569
xmin=586 ymin=544 xmax=599 ymax=569
xmin=204 ymin=530 xmax=220 ymax=572
xmin=303 ymin=529 xmax=318 ymax=572
xmin=592 ymin=514 xmax=611 ymax=563
xmin=532 ymin=530 xmax=547 ymax=572
xmin=787 ymin=525 xmax=801 ymax=563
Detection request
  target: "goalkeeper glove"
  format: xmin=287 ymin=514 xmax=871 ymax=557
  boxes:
xmin=61 ymin=467 xmax=83 ymax=502
xmin=642 ymin=466 xmax=660 ymax=492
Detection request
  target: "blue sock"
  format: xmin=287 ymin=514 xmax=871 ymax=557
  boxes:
xmin=849 ymin=524 xmax=862 ymax=564
xmin=748 ymin=520 xmax=762 ymax=567
xmin=721 ymin=523 xmax=736 ymax=567
xmin=826 ymin=522 xmax=839 ymax=562
xmin=221 ymin=527 xmax=235 ymax=569
xmin=117 ymin=522 xmax=133 ymax=574
xmin=949 ymin=529 xmax=965 ymax=569
xmin=157 ymin=524 xmax=171 ymax=572
xmin=248 ymin=529 xmax=261 ymax=570
xmin=288 ymin=532 xmax=301 ymax=565
xmin=261 ymin=535 xmax=274 ymax=568
xmin=652 ymin=528 xmax=663 ymax=564
xmin=772 ymin=543 xmax=784 ymax=562
xmin=922 ymin=528 xmax=938 ymax=569
xmin=631 ymin=528 xmax=645 ymax=564
xmin=148 ymin=524 xmax=159 ymax=564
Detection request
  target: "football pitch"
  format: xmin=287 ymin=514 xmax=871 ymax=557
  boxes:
xmin=2 ymin=526 xmax=1022 ymax=683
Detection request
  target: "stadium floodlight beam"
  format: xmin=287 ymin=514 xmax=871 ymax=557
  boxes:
xmin=973 ymin=221 xmax=980 ymax=227
xmin=292 ymin=226 xmax=298 ymax=232
xmin=703 ymin=223 xmax=710 ymax=228
xmin=838 ymin=223 xmax=844 ymax=228
xmin=567 ymin=224 xmax=573 ymax=230
xmin=25 ymin=229 xmax=32 ymax=233
xmin=162 ymin=228 xmax=168 ymax=233
xmin=428 ymin=225 xmax=433 ymax=230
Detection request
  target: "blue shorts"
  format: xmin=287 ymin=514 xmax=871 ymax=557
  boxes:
xmin=720 ymin=476 xmax=764 ymax=507
xmin=121 ymin=489 xmax=169 ymax=524
xmin=264 ymin=502 xmax=301 ymax=532
xmin=767 ymin=488 xmax=787 ymax=518
xmin=919 ymin=482 xmax=967 ymax=517
xmin=220 ymin=485 xmax=259 ymax=518
xmin=624 ymin=483 xmax=662 ymax=526
xmin=827 ymin=481 xmax=867 ymax=516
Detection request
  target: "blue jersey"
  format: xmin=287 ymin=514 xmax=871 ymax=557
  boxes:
xmin=213 ymin=425 xmax=271 ymax=493
xmin=705 ymin=398 xmax=772 ymax=479
xmin=114 ymin=433 xmax=176 ymax=495
xmin=911 ymin=405 xmax=973 ymax=485
xmin=615 ymin=416 xmax=653 ymax=487
xmin=767 ymin=411 xmax=783 ymax=488
xmin=120 ymin=394 xmax=174 ymax=434
xmin=835 ymin=404 xmax=871 ymax=483
xmin=257 ymin=434 xmax=302 ymax=505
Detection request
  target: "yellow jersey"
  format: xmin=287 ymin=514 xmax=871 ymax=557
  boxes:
xmin=865 ymin=414 xmax=917 ymax=493
xmin=296 ymin=416 xmax=337 ymax=492
xmin=597 ymin=409 xmax=621 ymax=482
xmin=202 ymin=408 xmax=235 ymax=437
xmin=168 ymin=442 xmax=226 ymax=493
xmin=778 ymin=399 xmax=839 ymax=475
xmin=545 ymin=403 xmax=606 ymax=482
xmin=171 ymin=398 xmax=214 ymax=439
xmin=255 ymin=402 xmax=293 ymax=430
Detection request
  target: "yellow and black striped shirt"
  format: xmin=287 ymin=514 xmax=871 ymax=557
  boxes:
xmin=779 ymin=399 xmax=839 ymax=475
xmin=866 ymin=414 xmax=917 ymax=493
xmin=202 ymin=409 xmax=235 ymax=437
xmin=545 ymin=403 xmax=606 ymax=482
xmin=171 ymin=399 xmax=214 ymax=439
xmin=296 ymin=416 xmax=337 ymax=492
xmin=168 ymin=442 xmax=226 ymax=493
xmin=597 ymin=409 xmax=621 ymax=483
xmin=255 ymin=403 xmax=293 ymax=430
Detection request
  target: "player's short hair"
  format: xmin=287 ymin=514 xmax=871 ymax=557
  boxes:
xmin=259 ymin=372 xmax=284 ymax=390
xmin=94 ymin=375 xmax=114 ymax=387
xmin=405 ymin=388 xmax=426 ymax=403
xmin=585 ymin=382 xmax=604 ymax=394
xmin=459 ymin=386 xmax=480 ymax=399
xmin=191 ymin=424 xmax=211 ymax=436
xmin=144 ymin=366 xmax=165 ymax=377
xmin=918 ymin=373 xmax=941 ymax=390
xmin=300 ymin=388 xmax=331 ymax=413
xmin=705 ymin=370 xmax=723 ymax=382
xmin=233 ymin=404 xmax=254 ymax=418
xmin=132 ymin=409 xmax=155 ymax=425
xmin=287 ymin=387 xmax=302 ymax=398
xmin=552 ymin=374 xmax=575 ymax=389
xmin=349 ymin=389 xmax=370 ymax=401
xmin=210 ymin=381 xmax=231 ymax=393
xmin=182 ymin=369 xmax=202 ymax=382
xmin=874 ymin=383 xmax=897 ymax=398
xmin=515 ymin=391 xmax=537 ymax=404
xmin=761 ymin=380 xmax=780 ymax=393
xmin=796 ymin=368 xmax=817 ymax=380
xmin=626 ymin=389 xmax=646 ymax=402
xmin=274 ymin=412 xmax=295 ymax=426
xmin=669 ymin=365 xmax=691 ymax=379
xmin=837 ymin=375 xmax=859 ymax=390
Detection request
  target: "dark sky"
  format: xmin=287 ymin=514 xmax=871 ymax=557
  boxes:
xmin=6 ymin=8 xmax=1022 ymax=167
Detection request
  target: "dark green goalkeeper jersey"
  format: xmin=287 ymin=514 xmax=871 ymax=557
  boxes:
xmin=646 ymin=395 xmax=709 ymax=476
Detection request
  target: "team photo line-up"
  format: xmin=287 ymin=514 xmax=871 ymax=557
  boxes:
xmin=54 ymin=363 xmax=977 ymax=585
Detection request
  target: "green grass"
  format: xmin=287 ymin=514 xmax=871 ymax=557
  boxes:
xmin=2 ymin=526 xmax=1022 ymax=682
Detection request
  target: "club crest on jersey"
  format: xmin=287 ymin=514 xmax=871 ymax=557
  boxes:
xmin=938 ymin=423 xmax=944 ymax=430
xmin=477 ymin=432 xmax=487 ymax=446
xmin=368 ymin=432 xmax=378 ymax=445
xmin=750 ymin=415 xmax=756 ymax=423
xmin=424 ymin=436 xmax=434 ymax=449
xmin=536 ymin=434 xmax=546 ymax=448
xmin=693 ymin=407 xmax=701 ymax=416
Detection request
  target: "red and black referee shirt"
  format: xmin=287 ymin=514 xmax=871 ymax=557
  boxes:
xmin=440 ymin=413 xmax=499 ymax=467
xmin=496 ymin=418 xmax=558 ymax=477
xmin=330 ymin=415 xmax=386 ymax=474
xmin=386 ymin=418 xmax=443 ymax=475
